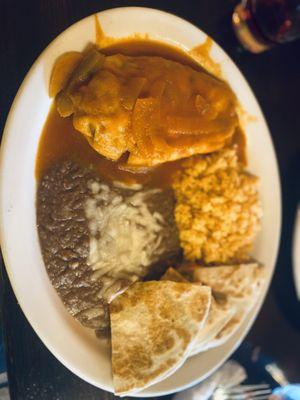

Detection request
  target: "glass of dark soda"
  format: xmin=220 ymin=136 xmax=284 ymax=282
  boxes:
xmin=233 ymin=0 xmax=300 ymax=52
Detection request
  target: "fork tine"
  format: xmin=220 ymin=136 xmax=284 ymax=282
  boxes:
xmin=214 ymin=384 xmax=272 ymax=400
xmin=244 ymin=389 xmax=272 ymax=396
xmin=227 ymin=384 xmax=270 ymax=393
xmin=217 ymin=385 xmax=272 ymax=400
xmin=222 ymin=394 xmax=248 ymax=400
xmin=218 ymin=392 xmax=272 ymax=400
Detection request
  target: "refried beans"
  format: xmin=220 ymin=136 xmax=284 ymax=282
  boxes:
xmin=37 ymin=161 xmax=180 ymax=333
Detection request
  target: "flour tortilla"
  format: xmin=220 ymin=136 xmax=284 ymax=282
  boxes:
xmin=192 ymin=263 xmax=265 ymax=350
xmin=161 ymin=267 xmax=188 ymax=282
xmin=199 ymin=299 xmax=249 ymax=351
xmin=193 ymin=263 xmax=265 ymax=300
xmin=190 ymin=298 xmax=236 ymax=356
xmin=177 ymin=263 xmax=200 ymax=281
xmin=160 ymin=268 xmax=236 ymax=356
xmin=110 ymin=281 xmax=212 ymax=396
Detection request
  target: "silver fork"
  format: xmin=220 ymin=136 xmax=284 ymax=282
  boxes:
xmin=212 ymin=384 xmax=272 ymax=400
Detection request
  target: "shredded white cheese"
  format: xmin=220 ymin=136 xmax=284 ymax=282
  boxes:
xmin=84 ymin=181 xmax=166 ymax=299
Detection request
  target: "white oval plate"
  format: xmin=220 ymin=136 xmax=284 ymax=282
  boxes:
xmin=0 ymin=7 xmax=281 ymax=397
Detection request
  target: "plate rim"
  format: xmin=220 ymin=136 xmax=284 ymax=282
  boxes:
xmin=0 ymin=6 xmax=282 ymax=397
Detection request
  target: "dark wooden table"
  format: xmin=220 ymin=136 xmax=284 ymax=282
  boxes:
xmin=1 ymin=0 xmax=300 ymax=399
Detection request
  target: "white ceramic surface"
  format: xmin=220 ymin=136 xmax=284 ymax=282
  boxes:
xmin=0 ymin=7 xmax=281 ymax=397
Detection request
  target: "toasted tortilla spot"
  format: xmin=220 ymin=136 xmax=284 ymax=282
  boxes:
xmin=110 ymin=281 xmax=211 ymax=395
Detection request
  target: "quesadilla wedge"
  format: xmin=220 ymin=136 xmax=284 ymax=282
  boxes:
xmin=198 ymin=300 xmax=247 ymax=351
xmin=110 ymin=281 xmax=211 ymax=395
xmin=192 ymin=263 xmax=265 ymax=351
xmin=190 ymin=298 xmax=236 ymax=356
xmin=161 ymin=266 xmax=236 ymax=356
xmin=160 ymin=267 xmax=236 ymax=356
xmin=161 ymin=267 xmax=189 ymax=282
xmin=193 ymin=263 xmax=265 ymax=299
